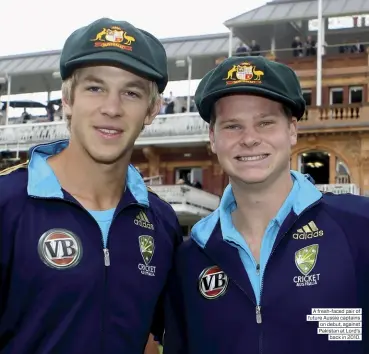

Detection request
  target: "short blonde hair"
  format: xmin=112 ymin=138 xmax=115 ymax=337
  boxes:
xmin=61 ymin=68 xmax=161 ymax=127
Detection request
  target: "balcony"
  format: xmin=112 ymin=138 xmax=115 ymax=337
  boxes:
xmin=148 ymin=184 xmax=220 ymax=218
xmin=315 ymin=184 xmax=360 ymax=195
xmin=299 ymin=103 xmax=369 ymax=133
xmin=279 ymin=52 xmax=369 ymax=77
xmin=148 ymin=182 xmax=358 ymax=219
xmin=0 ymin=113 xmax=209 ymax=151
xmin=1 ymin=104 xmax=369 ymax=151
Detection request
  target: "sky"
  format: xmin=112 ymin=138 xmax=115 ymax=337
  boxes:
xmin=0 ymin=0 xmax=267 ymax=117
xmin=1 ymin=0 xmax=266 ymax=56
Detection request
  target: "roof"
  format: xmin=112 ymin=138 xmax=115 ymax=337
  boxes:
xmin=224 ymin=0 xmax=369 ymax=28
xmin=0 ymin=33 xmax=233 ymax=77
xmin=0 ymin=51 xmax=60 ymax=76
xmin=162 ymin=33 xmax=233 ymax=59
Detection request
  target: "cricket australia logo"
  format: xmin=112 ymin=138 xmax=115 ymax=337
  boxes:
xmin=138 ymin=235 xmax=156 ymax=276
xmin=293 ymin=244 xmax=320 ymax=287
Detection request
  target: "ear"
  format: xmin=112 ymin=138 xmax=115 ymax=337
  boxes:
xmin=144 ymin=98 xmax=161 ymax=126
xmin=62 ymin=95 xmax=72 ymax=117
xmin=289 ymin=117 xmax=298 ymax=146
xmin=209 ymin=126 xmax=217 ymax=154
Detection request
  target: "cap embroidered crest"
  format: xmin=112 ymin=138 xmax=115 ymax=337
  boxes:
xmin=224 ymin=62 xmax=264 ymax=85
xmin=91 ymin=26 xmax=136 ymax=51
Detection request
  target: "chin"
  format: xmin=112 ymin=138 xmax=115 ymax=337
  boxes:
xmin=238 ymin=175 xmax=269 ymax=185
xmin=88 ymin=150 xmax=125 ymax=165
xmin=229 ymin=168 xmax=272 ymax=185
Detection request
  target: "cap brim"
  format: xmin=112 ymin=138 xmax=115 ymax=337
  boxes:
xmin=65 ymin=50 xmax=162 ymax=82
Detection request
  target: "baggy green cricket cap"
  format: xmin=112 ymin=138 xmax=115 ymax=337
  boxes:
xmin=194 ymin=56 xmax=306 ymax=122
xmin=60 ymin=18 xmax=168 ymax=93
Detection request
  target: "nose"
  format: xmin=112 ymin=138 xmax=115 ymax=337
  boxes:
xmin=239 ymin=127 xmax=261 ymax=148
xmin=99 ymin=92 xmax=122 ymax=118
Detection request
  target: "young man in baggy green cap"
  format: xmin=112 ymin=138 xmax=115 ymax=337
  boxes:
xmin=163 ymin=56 xmax=369 ymax=354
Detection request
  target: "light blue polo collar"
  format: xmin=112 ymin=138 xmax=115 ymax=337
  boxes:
xmin=27 ymin=140 xmax=149 ymax=206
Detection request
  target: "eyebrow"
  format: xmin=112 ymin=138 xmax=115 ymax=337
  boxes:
xmin=254 ymin=113 xmax=275 ymax=119
xmin=81 ymin=75 xmax=149 ymax=93
xmin=81 ymin=75 xmax=105 ymax=84
xmin=124 ymin=80 xmax=149 ymax=94
xmin=220 ymin=118 xmax=240 ymax=124
xmin=219 ymin=114 xmax=275 ymax=123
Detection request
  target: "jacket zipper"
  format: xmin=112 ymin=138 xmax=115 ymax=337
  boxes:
xmin=100 ymin=202 xmax=145 ymax=354
xmin=101 ymin=202 xmax=146 ymax=266
xmin=255 ymin=198 xmax=322 ymax=353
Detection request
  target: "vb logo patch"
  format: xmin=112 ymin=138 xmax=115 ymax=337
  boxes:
xmin=138 ymin=235 xmax=156 ymax=276
xmin=293 ymin=244 xmax=320 ymax=287
xmin=38 ymin=229 xmax=82 ymax=269
xmin=198 ymin=266 xmax=229 ymax=299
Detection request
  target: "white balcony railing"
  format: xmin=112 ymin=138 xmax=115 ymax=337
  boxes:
xmin=143 ymin=175 xmax=164 ymax=185
xmin=315 ymin=183 xmax=360 ymax=195
xmin=149 ymin=185 xmax=220 ymax=214
xmin=0 ymin=113 xmax=209 ymax=151
xmin=3 ymin=104 xmax=369 ymax=151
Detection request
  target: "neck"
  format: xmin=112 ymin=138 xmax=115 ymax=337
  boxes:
xmin=231 ymin=170 xmax=293 ymax=238
xmin=48 ymin=140 xmax=131 ymax=210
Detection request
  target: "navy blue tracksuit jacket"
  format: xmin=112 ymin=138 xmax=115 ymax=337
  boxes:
xmin=0 ymin=140 xmax=182 ymax=354
xmin=164 ymin=171 xmax=369 ymax=354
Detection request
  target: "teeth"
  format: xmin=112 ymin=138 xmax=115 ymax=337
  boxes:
xmin=98 ymin=128 xmax=120 ymax=134
xmin=238 ymin=155 xmax=267 ymax=161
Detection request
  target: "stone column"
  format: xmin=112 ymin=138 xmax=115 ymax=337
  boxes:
xmin=142 ymin=146 xmax=160 ymax=177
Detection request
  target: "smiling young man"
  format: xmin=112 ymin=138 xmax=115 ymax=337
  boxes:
xmin=0 ymin=18 xmax=182 ymax=354
xmin=163 ymin=56 xmax=369 ymax=354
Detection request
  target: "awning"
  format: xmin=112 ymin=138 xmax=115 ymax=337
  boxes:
xmin=224 ymin=0 xmax=369 ymax=28
xmin=0 ymin=33 xmax=238 ymax=95
xmin=163 ymin=33 xmax=233 ymax=59
xmin=1 ymin=99 xmax=46 ymax=108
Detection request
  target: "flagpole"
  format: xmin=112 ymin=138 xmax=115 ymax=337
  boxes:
xmin=316 ymin=0 xmax=323 ymax=106
xmin=228 ymin=28 xmax=233 ymax=57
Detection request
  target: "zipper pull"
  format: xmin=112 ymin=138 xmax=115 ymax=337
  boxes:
xmin=103 ymin=248 xmax=110 ymax=266
xmin=256 ymin=264 xmax=260 ymax=275
xmin=256 ymin=306 xmax=262 ymax=324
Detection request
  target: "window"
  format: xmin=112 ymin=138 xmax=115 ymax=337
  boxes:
xmin=175 ymin=167 xmax=203 ymax=186
xmin=349 ymin=86 xmax=363 ymax=104
xmin=302 ymin=89 xmax=312 ymax=106
xmin=298 ymin=151 xmax=329 ymax=184
xmin=329 ymin=88 xmax=343 ymax=105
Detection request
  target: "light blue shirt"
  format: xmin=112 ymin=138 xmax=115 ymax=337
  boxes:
xmin=27 ymin=140 xmax=150 ymax=249
xmin=219 ymin=176 xmax=300 ymax=303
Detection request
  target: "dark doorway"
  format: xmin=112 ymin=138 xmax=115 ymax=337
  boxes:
xmin=300 ymin=151 xmax=329 ymax=184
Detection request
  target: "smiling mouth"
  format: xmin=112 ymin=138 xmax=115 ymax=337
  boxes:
xmin=235 ymin=154 xmax=270 ymax=162
xmin=95 ymin=127 xmax=123 ymax=137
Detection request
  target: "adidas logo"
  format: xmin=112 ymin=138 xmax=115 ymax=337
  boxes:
xmin=134 ymin=210 xmax=154 ymax=230
xmin=293 ymin=221 xmax=323 ymax=240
